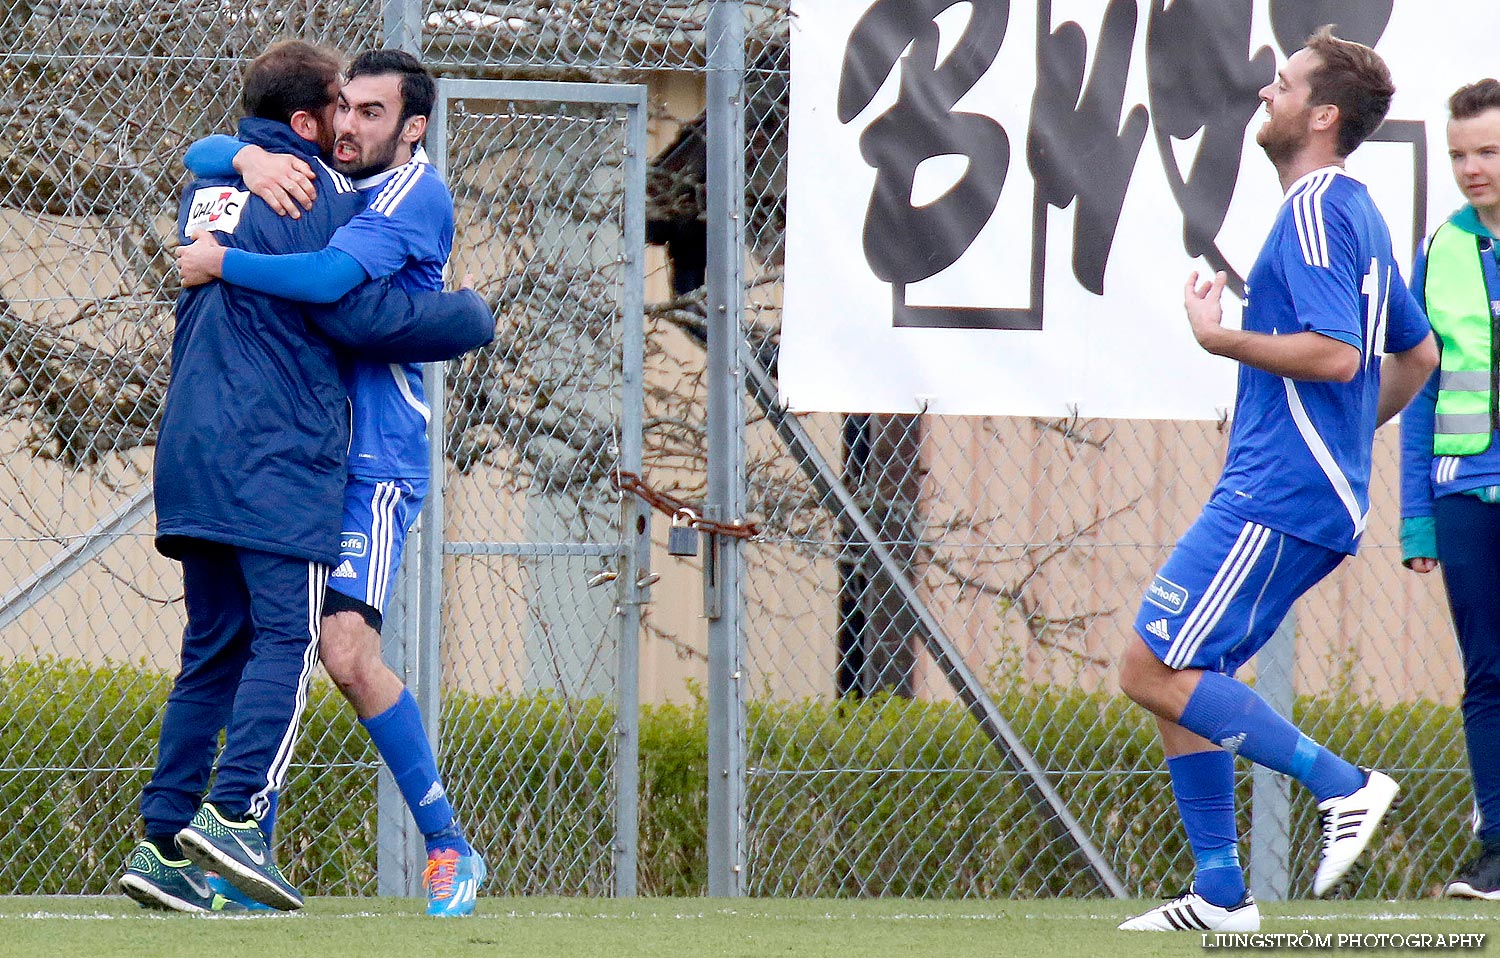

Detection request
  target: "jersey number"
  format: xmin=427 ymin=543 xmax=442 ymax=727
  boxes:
xmin=1360 ymin=257 xmax=1390 ymax=367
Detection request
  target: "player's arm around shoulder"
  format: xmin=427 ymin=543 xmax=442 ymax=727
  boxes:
xmin=234 ymin=144 xmax=319 ymax=219
xmin=183 ymin=134 xmax=320 ymax=220
xmin=303 ymin=277 xmax=494 ymax=362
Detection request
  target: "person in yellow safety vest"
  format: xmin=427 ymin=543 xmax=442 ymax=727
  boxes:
xmin=1399 ymin=78 xmax=1500 ymax=901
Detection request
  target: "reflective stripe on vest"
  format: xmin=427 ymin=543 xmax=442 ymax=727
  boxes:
xmin=1425 ymin=221 xmax=1495 ymax=455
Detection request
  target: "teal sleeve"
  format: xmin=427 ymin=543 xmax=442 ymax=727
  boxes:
xmin=183 ymin=135 xmax=245 ymax=177
xmin=220 ymin=247 xmax=369 ymax=304
xmin=1400 ymin=515 xmax=1438 ymax=565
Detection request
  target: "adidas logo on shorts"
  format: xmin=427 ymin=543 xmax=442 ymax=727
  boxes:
xmin=1145 ymin=619 xmax=1171 ymax=641
xmin=331 ymin=559 xmax=358 ymax=579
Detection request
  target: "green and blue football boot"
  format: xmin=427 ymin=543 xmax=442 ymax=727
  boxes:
xmin=177 ymin=802 xmax=303 ymax=911
xmin=119 ymin=840 xmax=247 ymax=914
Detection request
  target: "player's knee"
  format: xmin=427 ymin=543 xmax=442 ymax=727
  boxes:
xmin=1118 ymin=637 xmax=1167 ymax=706
xmin=319 ymin=611 xmax=381 ymax=687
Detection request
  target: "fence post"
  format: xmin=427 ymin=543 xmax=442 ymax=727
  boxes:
xmin=705 ymin=0 xmax=748 ymax=898
xmin=613 ymin=90 xmax=649 ymax=898
xmin=374 ymin=0 xmax=434 ymax=896
xmin=1250 ymin=609 xmax=1296 ymax=901
xmin=383 ymin=0 xmax=421 ymax=54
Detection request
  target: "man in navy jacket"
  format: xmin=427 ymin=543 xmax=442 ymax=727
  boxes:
xmin=118 ymin=39 xmax=491 ymax=914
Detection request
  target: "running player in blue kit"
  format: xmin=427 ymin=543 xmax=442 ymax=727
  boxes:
xmin=1115 ymin=28 xmax=1437 ymax=932
xmin=177 ymin=49 xmax=484 ymax=917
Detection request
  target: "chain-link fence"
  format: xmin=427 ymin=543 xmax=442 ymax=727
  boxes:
xmin=0 ymin=0 xmax=1475 ymax=902
xmin=736 ymin=409 xmax=1463 ymax=898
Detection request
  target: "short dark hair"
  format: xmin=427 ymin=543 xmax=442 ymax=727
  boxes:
xmin=346 ymin=48 xmax=436 ymax=128
xmin=241 ymin=39 xmax=342 ymax=125
xmin=1450 ymin=79 xmax=1500 ymax=121
xmin=1303 ymin=25 xmax=1395 ymax=157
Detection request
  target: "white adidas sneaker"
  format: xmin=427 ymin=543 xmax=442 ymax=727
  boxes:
xmin=1118 ymin=890 xmax=1260 ymax=932
xmin=1312 ymin=768 xmax=1400 ymax=897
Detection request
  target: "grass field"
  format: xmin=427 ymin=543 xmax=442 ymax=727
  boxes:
xmin=0 ymin=897 xmax=1495 ymax=958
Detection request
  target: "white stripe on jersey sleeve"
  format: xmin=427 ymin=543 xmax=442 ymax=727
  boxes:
xmin=1292 ymin=171 xmax=1334 ymax=268
xmin=370 ymin=164 xmax=424 ymax=216
xmin=1292 ymin=181 xmax=1316 ymax=265
xmin=1311 ymin=173 xmax=1334 ymax=266
xmin=1438 ymin=456 xmax=1461 ymax=485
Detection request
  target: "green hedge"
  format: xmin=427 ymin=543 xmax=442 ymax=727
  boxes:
xmin=0 ymin=658 xmax=1474 ymax=898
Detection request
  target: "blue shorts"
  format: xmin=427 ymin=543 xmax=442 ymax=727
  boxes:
xmin=1134 ymin=501 xmax=1344 ymax=674
xmin=327 ymin=476 xmax=427 ymax=613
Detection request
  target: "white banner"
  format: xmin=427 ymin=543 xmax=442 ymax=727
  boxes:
xmin=783 ymin=0 xmax=1481 ymax=419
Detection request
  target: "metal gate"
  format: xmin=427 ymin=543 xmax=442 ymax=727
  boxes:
xmin=376 ymin=80 xmax=648 ymax=897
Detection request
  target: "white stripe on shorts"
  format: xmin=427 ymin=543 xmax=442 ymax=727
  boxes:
xmin=367 ymin=481 xmax=402 ymax=613
xmin=249 ymin=561 xmax=327 ymax=821
xmin=1164 ymin=522 xmax=1271 ymax=669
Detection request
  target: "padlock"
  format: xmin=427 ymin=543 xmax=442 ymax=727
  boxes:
xmin=667 ymin=509 xmax=700 ymax=557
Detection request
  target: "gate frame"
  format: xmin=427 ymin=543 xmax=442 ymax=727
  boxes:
xmin=377 ymin=78 xmax=648 ymax=898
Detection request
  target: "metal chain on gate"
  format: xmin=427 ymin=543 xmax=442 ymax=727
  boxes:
xmin=611 ymin=469 xmax=760 ymax=539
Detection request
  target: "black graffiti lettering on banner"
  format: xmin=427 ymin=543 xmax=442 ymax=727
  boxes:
xmin=1146 ymin=0 xmax=1275 ymax=296
xmin=839 ymin=0 xmax=1037 ymax=330
xmin=1028 ymin=0 xmax=1147 ymax=295
xmin=1267 ymin=0 xmax=1392 ymax=54
xmin=834 ymin=0 xmax=1419 ymax=326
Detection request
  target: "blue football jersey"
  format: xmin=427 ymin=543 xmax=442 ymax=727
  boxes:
xmin=328 ymin=146 xmax=455 ymax=479
xmin=1211 ymin=167 xmax=1429 ymax=554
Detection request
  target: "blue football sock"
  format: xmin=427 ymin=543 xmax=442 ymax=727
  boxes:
xmin=1167 ymin=750 xmax=1245 ymax=907
xmin=362 ymin=690 xmax=470 ymax=853
xmin=1180 ymin=671 xmax=1364 ymax=803
xmin=1306 ymin=748 xmax=1367 ymax=804
xmin=424 ymin=823 xmax=470 ymax=856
